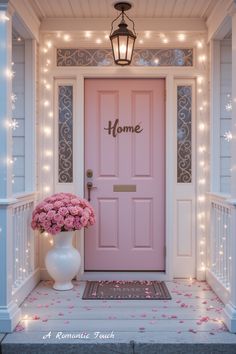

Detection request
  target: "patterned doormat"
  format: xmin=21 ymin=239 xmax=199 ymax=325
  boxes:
xmin=82 ymin=281 xmax=171 ymax=300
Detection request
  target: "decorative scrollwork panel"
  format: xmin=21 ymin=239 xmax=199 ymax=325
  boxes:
xmin=177 ymin=86 xmax=192 ymax=183
xmin=57 ymin=48 xmax=193 ymax=67
xmin=58 ymin=85 xmax=73 ymax=183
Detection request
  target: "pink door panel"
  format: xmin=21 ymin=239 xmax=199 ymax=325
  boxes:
xmin=85 ymin=79 xmax=165 ymax=271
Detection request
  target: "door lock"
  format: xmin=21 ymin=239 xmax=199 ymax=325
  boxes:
xmin=87 ymin=169 xmax=93 ymax=178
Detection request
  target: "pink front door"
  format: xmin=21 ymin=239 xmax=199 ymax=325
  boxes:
xmin=84 ymin=78 xmax=165 ymax=271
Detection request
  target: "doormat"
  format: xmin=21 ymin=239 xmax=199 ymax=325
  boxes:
xmin=82 ymin=281 xmax=171 ymax=300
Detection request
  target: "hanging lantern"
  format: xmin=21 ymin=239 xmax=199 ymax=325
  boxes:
xmin=110 ymin=2 xmax=137 ymax=66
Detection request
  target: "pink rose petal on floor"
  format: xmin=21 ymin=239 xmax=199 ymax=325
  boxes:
xmin=189 ymin=328 xmax=197 ymax=333
xmin=58 ymin=312 xmax=64 ymax=316
xmin=139 ymin=327 xmax=145 ymax=332
xmin=15 ymin=324 xmax=25 ymax=332
xmin=200 ymin=316 xmax=209 ymax=322
xmin=33 ymin=315 xmax=40 ymax=320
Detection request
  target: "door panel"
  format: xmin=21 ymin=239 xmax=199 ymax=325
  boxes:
xmin=84 ymin=78 xmax=165 ymax=271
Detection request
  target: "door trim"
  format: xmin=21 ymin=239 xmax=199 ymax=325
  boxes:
xmin=74 ymin=72 xmax=174 ymax=281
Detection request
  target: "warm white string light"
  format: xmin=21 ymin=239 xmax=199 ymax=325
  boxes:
xmin=41 ymin=36 xmax=55 ymax=197
xmin=196 ymin=36 xmax=208 ymax=277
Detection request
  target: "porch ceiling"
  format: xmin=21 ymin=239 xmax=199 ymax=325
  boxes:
xmin=29 ymin=0 xmax=219 ymax=21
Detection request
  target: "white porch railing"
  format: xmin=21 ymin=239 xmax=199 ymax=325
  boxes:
xmin=0 ymin=192 xmax=41 ymax=331
xmin=207 ymin=193 xmax=233 ymax=304
xmin=11 ymin=193 xmax=40 ymax=303
xmin=12 ymin=194 xmax=36 ymax=292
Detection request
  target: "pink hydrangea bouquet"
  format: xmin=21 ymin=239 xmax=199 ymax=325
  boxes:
xmin=31 ymin=193 xmax=95 ymax=235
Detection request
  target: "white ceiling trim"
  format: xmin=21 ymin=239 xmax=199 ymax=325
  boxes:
xmin=207 ymin=0 xmax=233 ymax=40
xmin=40 ymin=17 xmax=207 ymax=32
xmin=10 ymin=0 xmax=40 ymax=41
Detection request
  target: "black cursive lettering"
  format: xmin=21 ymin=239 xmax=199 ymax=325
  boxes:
xmin=104 ymin=119 xmax=143 ymax=137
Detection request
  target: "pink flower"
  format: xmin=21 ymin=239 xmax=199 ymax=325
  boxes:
xmin=64 ymin=216 xmax=75 ymax=228
xmin=53 ymin=214 xmax=64 ymax=227
xmin=39 ymin=212 xmax=47 ymax=223
xmin=32 ymin=214 xmax=39 ymax=223
xmin=68 ymin=206 xmax=80 ymax=216
xmin=80 ymin=216 xmax=88 ymax=227
xmin=71 ymin=198 xmax=80 ymax=205
xmin=46 ymin=210 xmax=56 ymax=220
xmin=74 ymin=217 xmax=82 ymax=230
xmin=58 ymin=207 xmax=69 ymax=217
xmin=43 ymin=203 xmax=54 ymax=212
xmin=42 ymin=221 xmax=51 ymax=230
xmin=54 ymin=201 xmax=64 ymax=209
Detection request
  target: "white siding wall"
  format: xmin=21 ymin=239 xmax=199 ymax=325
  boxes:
xmin=220 ymin=39 xmax=232 ymax=194
xmin=12 ymin=41 xmax=25 ymax=194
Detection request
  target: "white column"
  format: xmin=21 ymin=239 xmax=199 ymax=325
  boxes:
xmin=231 ymin=11 xmax=236 ymax=198
xmin=223 ymin=8 xmax=236 ymax=333
xmin=0 ymin=1 xmax=21 ymax=332
xmin=209 ymin=39 xmax=221 ymax=192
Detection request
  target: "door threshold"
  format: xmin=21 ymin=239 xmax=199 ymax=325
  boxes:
xmin=80 ymin=271 xmax=170 ymax=281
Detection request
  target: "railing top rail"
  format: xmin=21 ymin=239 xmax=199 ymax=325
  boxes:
xmin=12 ymin=192 xmax=37 ymax=208
xmin=207 ymin=192 xmax=236 ymax=209
xmin=207 ymin=192 xmax=230 ymax=201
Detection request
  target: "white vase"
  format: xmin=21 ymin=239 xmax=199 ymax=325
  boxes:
xmin=45 ymin=231 xmax=81 ymax=291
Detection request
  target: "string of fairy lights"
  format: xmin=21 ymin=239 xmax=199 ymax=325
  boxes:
xmin=39 ymin=32 xmax=210 ymax=276
xmin=195 ymin=38 xmax=208 ymax=277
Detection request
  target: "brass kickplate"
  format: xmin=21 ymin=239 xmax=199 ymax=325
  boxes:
xmin=113 ymin=184 xmax=136 ymax=192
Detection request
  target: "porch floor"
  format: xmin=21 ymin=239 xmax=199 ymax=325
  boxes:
xmin=2 ymin=279 xmax=236 ymax=354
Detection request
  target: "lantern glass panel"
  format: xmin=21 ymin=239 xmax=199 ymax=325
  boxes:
xmin=118 ymin=35 xmax=128 ymax=60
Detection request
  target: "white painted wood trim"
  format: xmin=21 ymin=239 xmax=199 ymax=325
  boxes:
xmin=10 ymin=0 xmax=40 ymax=41
xmin=173 ymin=79 xmax=196 ymax=278
xmin=0 ymin=301 xmax=21 ymax=332
xmin=11 ymin=269 xmax=40 ymax=305
xmin=210 ymin=40 xmax=221 ymax=192
xmin=0 ymin=10 xmax=12 ymax=199
xmin=49 ymin=71 xmax=174 ymax=281
xmin=206 ymin=269 xmax=230 ymax=305
xmin=207 ymin=191 xmax=231 ymax=202
xmin=40 ymin=17 xmax=207 ymax=33
xmin=231 ymin=13 xmax=236 ymax=198
xmin=80 ymin=272 xmax=169 ymax=281
xmin=207 ymin=0 xmax=233 ymax=41
xmin=24 ymin=39 xmax=37 ymax=193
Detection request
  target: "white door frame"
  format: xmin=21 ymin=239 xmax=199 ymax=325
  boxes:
xmin=48 ymin=65 xmax=204 ymax=281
